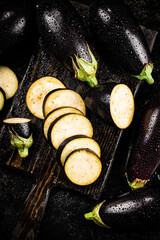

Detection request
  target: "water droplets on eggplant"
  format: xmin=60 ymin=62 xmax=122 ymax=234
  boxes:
xmin=98 ymin=8 xmax=111 ymax=23
xmin=44 ymin=10 xmax=62 ymax=33
xmin=107 ymin=200 xmax=142 ymax=214
xmin=125 ymin=29 xmax=148 ymax=64
xmin=13 ymin=17 xmax=26 ymax=34
xmin=1 ymin=10 xmax=14 ymax=21
xmin=144 ymin=108 xmax=160 ymax=143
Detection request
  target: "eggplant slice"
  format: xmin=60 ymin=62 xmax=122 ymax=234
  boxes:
xmin=110 ymin=84 xmax=135 ymax=129
xmin=43 ymin=107 xmax=83 ymax=140
xmin=26 ymin=76 xmax=66 ymax=119
xmin=3 ymin=118 xmax=33 ymax=158
xmin=48 ymin=113 xmax=93 ymax=150
xmin=0 ymin=66 xmax=18 ymax=99
xmin=0 ymin=87 xmax=6 ymax=111
xmin=57 ymin=135 xmax=101 ymax=167
xmin=64 ymin=148 xmax=102 ymax=186
xmin=43 ymin=89 xmax=86 ymax=117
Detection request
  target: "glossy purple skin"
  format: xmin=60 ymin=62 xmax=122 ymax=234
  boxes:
xmin=84 ymin=83 xmax=117 ymax=125
xmin=5 ymin=121 xmax=32 ymax=139
xmin=89 ymin=0 xmax=152 ymax=74
xmin=37 ymin=0 xmax=92 ymax=72
xmin=99 ymin=187 xmax=160 ymax=229
xmin=0 ymin=0 xmax=35 ymax=51
xmin=127 ymin=92 xmax=160 ymax=182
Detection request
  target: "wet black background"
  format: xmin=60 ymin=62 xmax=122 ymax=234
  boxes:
xmin=1 ymin=0 xmax=160 ymax=239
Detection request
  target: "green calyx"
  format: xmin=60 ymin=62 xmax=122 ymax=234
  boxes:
xmin=84 ymin=201 xmax=108 ymax=227
xmin=10 ymin=131 xmax=33 ymax=158
xmin=125 ymin=173 xmax=149 ymax=190
xmin=71 ymin=44 xmax=98 ymax=87
xmin=133 ymin=63 xmax=154 ymax=84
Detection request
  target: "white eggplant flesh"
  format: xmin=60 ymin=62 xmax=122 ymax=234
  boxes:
xmin=26 ymin=76 xmax=66 ymax=119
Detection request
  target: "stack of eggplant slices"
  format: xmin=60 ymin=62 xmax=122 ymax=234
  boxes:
xmin=26 ymin=76 xmax=102 ymax=186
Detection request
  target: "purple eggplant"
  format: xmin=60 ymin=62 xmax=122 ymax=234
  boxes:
xmin=85 ymin=187 xmax=160 ymax=229
xmin=89 ymin=0 xmax=154 ymax=85
xmin=37 ymin=0 xmax=98 ymax=87
xmin=0 ymin=0 xmax=36 ymax=52
xmin=126 ymin=91 xmax=160 ymax=189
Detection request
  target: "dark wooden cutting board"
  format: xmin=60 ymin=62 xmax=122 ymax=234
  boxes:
xmin=0 ymin=36 xmax=142 ymax=200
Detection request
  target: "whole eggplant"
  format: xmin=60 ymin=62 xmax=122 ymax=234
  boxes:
xmin=126 ymin=91 xmax=160 ymax=189
xmin=85 ymin=187 xmax=160 ymax=229
xmin=0 ymin=0 xmax=36 ymax=52
xmin=37 ymin=0 xmax=98 ymax=87
xmin=89 ymin=0 xmax=154 ymax=85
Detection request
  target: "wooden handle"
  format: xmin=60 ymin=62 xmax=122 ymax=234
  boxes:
xmin=11 ymin=162 xmax=56 ymax=240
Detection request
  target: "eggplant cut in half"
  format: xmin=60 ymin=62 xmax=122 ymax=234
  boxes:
xmin=0 ymin=66 xmax=18 ymax=99
xmin=3 ymin=118 xmax=33 ymax=158
xmin=0 ymin=87 xmax=6 ymax=111
xmin=56 ymin=135 xmax=101 ymax=167
xmin=84 ymin=83 xmax=135 ymax=129
xmin=64 ymin=148 xmax=102 ymax=186
xmin=43 ymin=107 xmax=84 ymax=140
xmin=126 ymin=91 xmax=160 ymax=190
xmin=43 ymin=89 xmax=86 ymax=117
xmin=37 ymin=0 xmax=98 ymax=87
xmin=48 ymin=113 xmax=93 ymax=150
xmin=85 ymin=187 xmax=160 ymax=230
xmin=26 ymin=76 xmax=66 ymax=119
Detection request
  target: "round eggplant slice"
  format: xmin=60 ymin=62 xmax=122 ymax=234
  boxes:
xmin=0 ymin=87 xmax=6 ymax=111
xmin=110 ymin=84 xmax=135 ymax=129
xmin=57 ymin=135 xmax=101 ymax=167
xmin=0 ymin=66 xmax=18 ymax=99
xmin=43 ymin=107 xmax=83 ymax=140
xmin=3 ymin=118 xmax=33 ymax=158
xmin=64 ymin=148 xmax=102 ymax=186
xmin=26 ymin=76 xmax=66 ymax=119
xmin=43 ymin=89 xmax=86 ymax=117
xmin=48 ymin=113 xmax=93 ymax=150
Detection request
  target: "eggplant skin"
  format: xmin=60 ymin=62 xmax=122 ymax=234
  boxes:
xmin=8 ymin=122 xmax=32 ymax=139
xmin=37 ymin=0 xmax=98 ymax=87
xmin=100 ymin=187 xmax=160 ymax=229
xmin=126 ymin=92 xmax=160 ymax=189
xmin=84 ymin=83 xmax=116 ymax=125
xmin=37 ymin=0 xmax=91 ymax=69
xmin=89 ymin=0 xmax=152 ymax=75
xmin=0 ymin=0 xmax=36 ymax=52
xmin=3 ymin=118 xmax=32 ymax=138
xmin=85 ymin=187 xmax=160 ymax=230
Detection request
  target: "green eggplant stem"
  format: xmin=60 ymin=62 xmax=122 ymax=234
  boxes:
xmin=84 ymin=201 xmax=108 ymax=227
xmin=71 ymin=44 xmax=98 ymax=87
xmin=125 ymin=173 xmax=149 ymax=190
xmin=18 ymin=148 xmax=29 ymax=158
xmin=133 ymin=63 xmax=154 ymax=85
xmin=10 ymin=131 xmax=33 ymax=158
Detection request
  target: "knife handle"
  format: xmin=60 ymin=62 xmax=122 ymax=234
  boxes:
xmin=11 ymin=165 xmax=55 ymax=240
